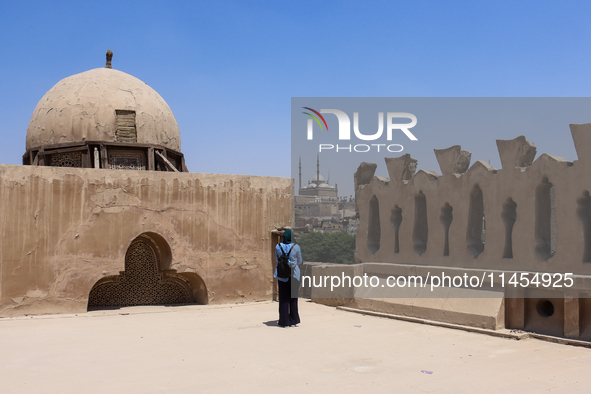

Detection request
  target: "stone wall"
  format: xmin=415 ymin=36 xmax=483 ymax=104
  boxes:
xmin=352 ymin=124 xmax=591 ymax=339
xmin=0 ymin=164 xmax=291 ymax=317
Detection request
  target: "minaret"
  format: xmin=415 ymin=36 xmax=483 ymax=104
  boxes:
xmin=316 ymin=154 xmax=320 ymax=185
xmin=298 ymin=156 xmax=302 ymax=192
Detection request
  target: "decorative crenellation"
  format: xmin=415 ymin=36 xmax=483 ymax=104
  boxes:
xmin=354 ymin=123 xmax=591 ymax=277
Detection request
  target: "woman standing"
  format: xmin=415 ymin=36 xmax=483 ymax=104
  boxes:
xmin=274 ymin=230 xmax=303 ymax=327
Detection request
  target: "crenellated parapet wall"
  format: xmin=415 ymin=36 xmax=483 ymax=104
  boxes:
xmin=355 ymin=124 xmax=591 ymax=278
xmin=326 ymin=123 xmax=591 ymax=338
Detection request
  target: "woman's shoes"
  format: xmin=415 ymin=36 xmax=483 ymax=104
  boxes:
xmin=277 ymin=320 xmax=300 ymax=327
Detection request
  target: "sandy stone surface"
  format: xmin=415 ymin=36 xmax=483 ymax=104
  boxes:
xmin=0 ymin=301 xmax=589 ymax=393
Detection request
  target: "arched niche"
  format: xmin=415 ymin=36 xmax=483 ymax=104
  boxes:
xmin=577 ymin=190 xmax=591 ymax=263
xmin=466 ymin=184 xmax=485 ymax=258
xmin=440 ymin=202 xmax=453 ymax=256
xmin=413 ymin=191 xmax=428 ymax=256
xmin=501 ymin=197 xmax=517 ymax=259
xmin=391 ymin=205 xmax=403 ymax=254
xmin=88 ymin=232 xmax=208 ymax=309
xmin=535 ymin=177 xmax=556 ymax=261
xmin=367 ymin=195 xmax=381 ymax=254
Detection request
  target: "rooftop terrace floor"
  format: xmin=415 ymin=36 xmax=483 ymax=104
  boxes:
xmin=0 ymin=300 xmax=589 ymax=393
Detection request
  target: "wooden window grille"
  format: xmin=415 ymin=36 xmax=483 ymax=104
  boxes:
xmin=115 ymin=110 xmax=137 ymax=142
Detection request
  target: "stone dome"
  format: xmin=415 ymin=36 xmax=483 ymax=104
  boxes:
xmin=26 ymin=68 xmax=180 ymax=151
xmin=311 ymin=174 xmax=325 ymax=183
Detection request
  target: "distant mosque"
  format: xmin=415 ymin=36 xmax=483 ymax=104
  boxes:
xmin=298 ymin=155 xmax=338 ymax=199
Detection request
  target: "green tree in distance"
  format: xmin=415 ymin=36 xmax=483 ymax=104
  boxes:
xmin=297 ymin=231 xmax=356 ymax=264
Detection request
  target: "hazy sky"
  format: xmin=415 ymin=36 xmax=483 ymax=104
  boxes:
xmin=293 ymin=98 xmax=591 ymax=197
xmin=2 ymin=1 xmax=591 ymax=180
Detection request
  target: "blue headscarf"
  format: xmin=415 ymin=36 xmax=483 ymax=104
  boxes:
xmin=282 ymin=229 xmax=292 ymax=244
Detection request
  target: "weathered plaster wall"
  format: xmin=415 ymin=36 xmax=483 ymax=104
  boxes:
xmin=0 ymin=164 xmax=291 ymax=317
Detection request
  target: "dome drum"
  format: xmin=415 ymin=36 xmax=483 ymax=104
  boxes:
xmin=23 ymin=140 xmax=186 ymax=172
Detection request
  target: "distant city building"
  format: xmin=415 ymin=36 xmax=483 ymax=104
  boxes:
xmin=294 ymin=155 xmax=357 ymax=237
xmin=298 ymin=155 xmax=338 ymax=199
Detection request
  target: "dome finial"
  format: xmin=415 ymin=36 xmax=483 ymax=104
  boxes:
xmin=105 ymin=50 xmax=113 ymax=69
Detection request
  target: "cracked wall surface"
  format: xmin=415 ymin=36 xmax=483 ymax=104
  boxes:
xmin=26 ymin=68 xmax=181 ymax=151
xmin=0 ymin=165 xmax=291 ymax=317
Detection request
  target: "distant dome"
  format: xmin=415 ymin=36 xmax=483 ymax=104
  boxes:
xmin=311 ymin=175 xmax=325 ymax=183
xmin=26 ymin=68 xmax=180 ymax=151
xmin=319 ymin=183 xmax=333 ymax=188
